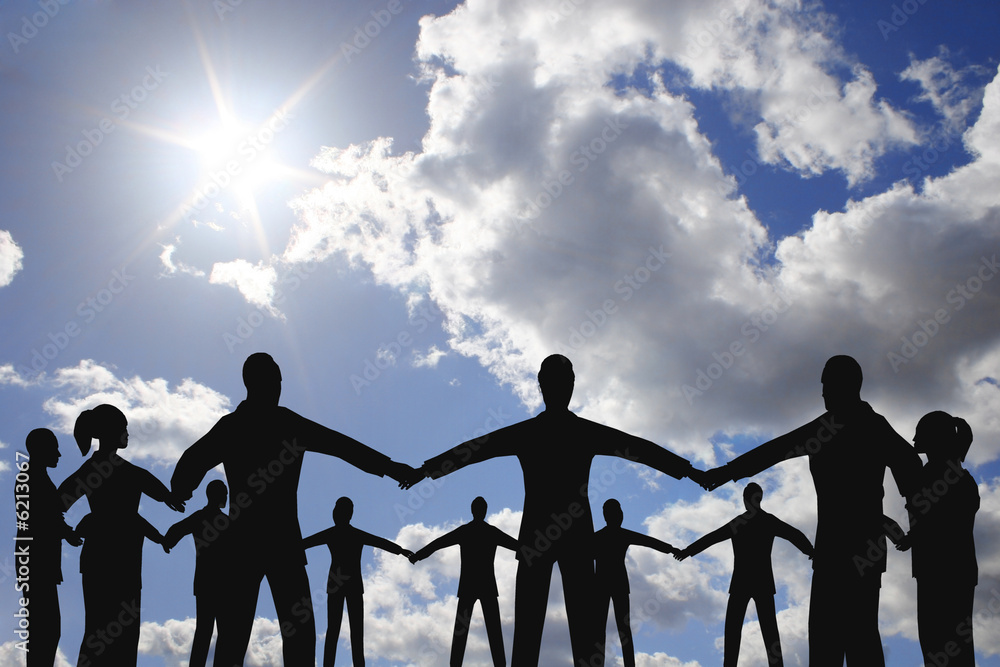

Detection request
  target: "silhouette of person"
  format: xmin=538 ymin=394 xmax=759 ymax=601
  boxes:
xmin=592 ymin=499 xmax=677 ymax=667
xmin=402 ymin=354 xmax=706 ymax=667
xmin=903 ymin=412 xmax=979 ymax=666
xmin=162 ymin=480 xmax=230 ymax=667
xmin=57 ymin=404 xmax=185 ymax=666
xmin=17 ymin=428 xmax=82 ymax=667
xmin=408 ymin=496 xmax=519 ymax=667
xmin=699 ymin=355 xmax=921 ymax=666
xmin=674 ymin=483 xmax=813 ymax=667
xmin=302 ymin=496 xmax=413 ymax=667
xmin=170 ymin=352 xmax=416 ymax=667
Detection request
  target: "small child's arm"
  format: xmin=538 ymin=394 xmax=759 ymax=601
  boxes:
xmin=624 ymin=529 xmax=677 ymax=556
xmin=409 ymin=526 xmax=462 ymax=563
xmin=882 ymin=514 xmax=910 ymax=551
xmin=302 ymin=527 xmax=334 ymax=551
xmin=773 ymin=516 xmax=814 ymax=559
xmin=363 ymin=531 xmax=414 ymax=559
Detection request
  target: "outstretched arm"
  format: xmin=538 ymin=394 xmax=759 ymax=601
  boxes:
xmin=589 ymin=420 xmax=695 ymax=481
xmin=302 ymin=527 xmax=335 ymax=551
xmin=674 ymin=523 xmax=732 ymax=560
xmin=403 ymin=420 xmax=527 ymax=490
xmin=162 ymin=512 xmax=203 ymax=552
xmin=296 ymin=413 xmax=415 ymax=485
xmin=773 ymin=516 xmax=814 ymax=559
xmin=137 ymin=466 xmax=185 ymax=512
xmin=137 ymin=515 xmax=165 ymax=546
xmin=491 ymin=525 xmax=521 ymax=553
xmin=623 ymin=528 xmax=677 ymax=556
xmin=702 ymin=414 xmax=833 ymax=490
xmin=362 ymin=530 xmax=414 ymax=559
xmin=410 ymin=527 xmax=462 ymax=563
xmin=171 ymin=421 xmax=227 ymax=502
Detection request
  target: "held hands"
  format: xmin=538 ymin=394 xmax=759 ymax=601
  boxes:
xmin=894 ymin=533 xmax=912 ymax=552
xmin=66 ymin=530 xmax=83 ymax=548
xmin=673 ymin=548 xmax=690 ymax=561
xmin=387 ymin=460 xmax=419 ymax=486
xmin=398 ymin=464 xmax=428 ymax=490
xmin=699 ymin=465 xmax=732 ymax=492
xmin=165 ymin=492 xmax=186 ymax=513
xmin=400 ymin=548 xmax=415 ymax=559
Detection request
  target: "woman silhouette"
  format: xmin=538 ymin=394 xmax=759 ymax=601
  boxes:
xmin=58 ymin=404 xmax=184 ymax=666
xmin=905 ymin=412 xmax=979 ymax=667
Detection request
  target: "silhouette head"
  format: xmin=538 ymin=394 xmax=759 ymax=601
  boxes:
xmin=243 ymin=353 xmax=282 ymax=405
xmin=332 ymin=496 xmax=354 ymax=526
xmin=538 ymin=354 xmax=574 ymax=411
xmin=602 ymin=499 xmax=624 ymax=528
xmin=821 ymin=355 xmax=863 ymax=412
xmin=743 ymin=482 xmax=763 ymax=511
xmin=73 ymin=404 xmax=128 ymax=455
xmin=206 ymin=480 xmax=228 ymax=509
xmin=914 ymin=411 xmax=972 ymax=462
xmin=471 ymin=496 xmax=488 ymax=521
xmin=25 ymin=428 xmax=60 ymax=468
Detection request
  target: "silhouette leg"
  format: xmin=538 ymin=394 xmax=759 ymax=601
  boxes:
xmin=451 ymin=597 xmax=476 ymax=667
xmin=807 ymin=567 xmax=847 ymax=667
xmin=25 ymin=580 xmax=59 ymax=667
xmin=266 ymin=559 xmax=316 ymax=666
xmin=346 ymin=591 xmax=365 ymax=667
xmin=843 ymin=575 xmax=883 ymax=667
xmin=325 ymin=592 xmax=347 ymax=667
xmin=595 ymin=588 xmax=611 ymax=667
xmin=559 ymin=554 xmax=603 ymax=667
xmin=723 ymin=593 xmax=750 ymax=667
xmin=213 ymin=561 xmax=263 ymax=667
xmin=919 ymin=581 xmax=975 ymax=667
xmin=481 ymin=595 xmax=507 ymax=667
xmin=753 ymin=594 xmax=783 ymax=667
xmin=190 ymin=592 xmax=217 ymax=667
xmin=611 ymin=592 xmax=635 ymax=667
xmin=510 ymin=556 xmax=554 ymax=667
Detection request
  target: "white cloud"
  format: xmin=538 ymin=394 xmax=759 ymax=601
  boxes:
xmin=159 ymin=240 xmax=207 ymax=278
xmin=0 ymin=363 xmax=40 ymax=387
xmin=209 ymin=258 xmax=281 ymax=318
xmin=0 ymin=230 xmax=24 ymax=287
xmin=137 ymin=616 xmax=286 ymax=666
xmin=39 ymin=359 xmax=231 ymax=466
xmin=0 ymin=642 xmax=72 ymax=667
xmin=413 ymin=345 xmax=448 ymax=368
xmin=901 ymin=46 xmax=990 ymax=133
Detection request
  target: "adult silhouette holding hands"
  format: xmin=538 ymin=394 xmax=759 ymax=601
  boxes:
xmin=58 ymin=404 xmax=185 ymax=666
xmin=903 ymin=412 xmax=979 ymax=666
xmin=17 ymin=428 xmax=82 ymax=667
xmin=402 ymin=354 xmax=705 ymax=667
xmin=408 ymin=496 xmax=519 ymax=667
xmin=592 ymin=499 xmax=677 ymax=667
xmin=698 ymin=355 xmax=921 ymax=666
xmin=302 ymin=496 xmax=413 ymax=667
xmin=674 ymin=483 xmax=813 ymax=667
xmin=170 ymin=352 xmax=416 ymax=667
xmin=161 ymin=480 xmax=230 ymax=667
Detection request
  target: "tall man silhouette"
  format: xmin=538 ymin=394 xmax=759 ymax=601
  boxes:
xmin=171 ymin=353 xmax=415 ymax=667
xmin=403 ymin=354 xmax=705 ymax=667
xmin=700 ymin=355 xmax=921 ymax=666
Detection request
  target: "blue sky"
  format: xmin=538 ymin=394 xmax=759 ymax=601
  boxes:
xmin=2 ymin=0 xmax=1000 ymax=665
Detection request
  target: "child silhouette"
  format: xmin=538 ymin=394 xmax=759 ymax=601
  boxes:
xmin=162 ymin=480 xmax=230 ymax=667
xmin=409 ymin=496 xmax=519 ymax=666
xmin=675 ymin=483 xmax=813 ymax=667
xmin=593 ymin=499 xmax=677 ymax=667
xmin=303 ymin=496 xmax=413 ymax=666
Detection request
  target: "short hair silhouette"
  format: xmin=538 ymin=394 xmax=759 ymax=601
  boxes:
xmin=471 ymin=496 xmax=488 ymax=520
xmin=73 ymin=403 xmax=128 ymax=454
xmin=821 ymin=354 xmax=863 ymax=393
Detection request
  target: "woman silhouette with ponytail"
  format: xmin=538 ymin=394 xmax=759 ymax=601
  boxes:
xmin=903 ymin=412 xmax=979 ymax=667
xmin=58 ymin=404 xmax=185 ymax=666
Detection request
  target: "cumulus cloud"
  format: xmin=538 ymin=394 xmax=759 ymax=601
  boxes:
xmin=413 ymin=345 xmax=448 ymax=368
xmin=0 ymin=230 xmax=24 ymax=287
xmin=901 ymin=47 xmax=991 ymax=133
xmin=159 ymin=239 xmax=207 ymax=278
xmin=137 ymin=616 xmax=286 ymax=666
xmin=36 ymin=359 xmax=231 ymax=466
